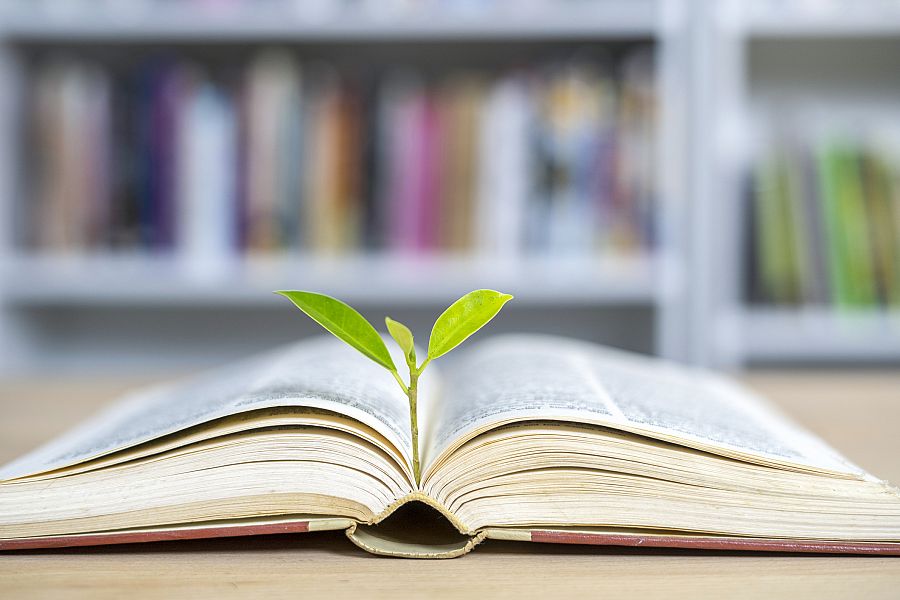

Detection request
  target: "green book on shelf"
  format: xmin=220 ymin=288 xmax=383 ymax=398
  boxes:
xmin=817 ymin=140 xmax=878 ymax=308
xmin=754 ymin=150 xmax=800 ymax=305
xmin=861 ymin=150 xmax=900 ymax=307
xmin=752 ymin=155 xmax=778 ymax=303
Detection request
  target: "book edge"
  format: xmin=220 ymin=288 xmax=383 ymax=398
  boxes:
xmin=0 ymin=517 xmax=352 ymax=551
xmin=493 ymin=528 xmax=900 ymax=556
xmin=4 ymin=521 xmax=900 ymax=557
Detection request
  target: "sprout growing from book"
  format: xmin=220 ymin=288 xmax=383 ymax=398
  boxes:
xmin=275 ymin=289 xmax=513 ymax=485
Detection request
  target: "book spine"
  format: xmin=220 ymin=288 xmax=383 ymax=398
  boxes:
xmin=176 ymin=74 xmax=238 ymax=272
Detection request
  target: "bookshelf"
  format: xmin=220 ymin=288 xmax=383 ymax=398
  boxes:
xmin=694 ymin=0 xmax=900 ymax=367
xmin=0 ymin=0 xmax=691 ymax=373
xmin=2 ymin=0 xmax=897 ymax=372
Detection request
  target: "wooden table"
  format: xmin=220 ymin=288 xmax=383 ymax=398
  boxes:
xmin=1 ymin=372 xmax=899 ymax=599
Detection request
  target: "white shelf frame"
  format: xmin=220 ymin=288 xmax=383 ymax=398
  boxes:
xmin=0 ymin=0 xmax=660 ymax=41
xmin=740 ymin=307 xmax=900 ymax=363
xmin=1 ymin=253 xmax=662 ymax=307
xmin=742 ymin=2 xmax=900 ymax=38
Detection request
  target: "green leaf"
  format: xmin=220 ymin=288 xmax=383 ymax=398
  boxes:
xmin=427 ymin=289 xmax=513 ymax=360
xmin=385 ymin=317 xmax=416 ymax=363
xmin=275 ymin=291 xmax=396 ymax=372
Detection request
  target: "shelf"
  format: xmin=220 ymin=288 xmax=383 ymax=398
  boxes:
xmin=742 ymin=5 xmax=900 ymax=38
xmin=0 ymin=253 xmax=660 ymax=307
xmin=0 ymin=1 xmax=659 ymax=43
xmin=740 ymin=308 xmax=900 ymax=362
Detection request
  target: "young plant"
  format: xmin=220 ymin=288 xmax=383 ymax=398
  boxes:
xmin=275 ymin=289 xmax=513 ymax=485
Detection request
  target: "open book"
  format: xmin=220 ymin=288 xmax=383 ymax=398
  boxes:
xmin=2 ymin=335 xmax=900 ymax=558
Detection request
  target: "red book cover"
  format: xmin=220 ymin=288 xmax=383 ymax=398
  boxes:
xmin=6 ymin=522 xmax=900 ymax=557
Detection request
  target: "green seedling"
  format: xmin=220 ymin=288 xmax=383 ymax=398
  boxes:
xmin=275 ymin=289 xmax=513 ymax=485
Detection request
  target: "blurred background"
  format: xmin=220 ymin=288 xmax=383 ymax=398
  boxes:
xmin=0 ymin=0 xmax=898 ymax=375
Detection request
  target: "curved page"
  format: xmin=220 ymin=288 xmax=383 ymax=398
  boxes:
xmin=0 ymin=337 xmax=416 ymax=481
xmin=424 ymin=335 xmax=861 ymax=479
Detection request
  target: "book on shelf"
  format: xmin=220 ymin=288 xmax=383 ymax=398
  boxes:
xmin=748 ymin=126 xmax=900 ymax=309
xmin=23 ymin=47 xmax=656 ymax=261
xmin=2 ymin=334 xmax=900 ymax=558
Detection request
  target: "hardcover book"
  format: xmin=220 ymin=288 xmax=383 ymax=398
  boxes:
xmin=2 ymin=335 xmax=900 ymax=558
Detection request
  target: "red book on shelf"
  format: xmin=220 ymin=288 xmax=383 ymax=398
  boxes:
xmin=417 ymin=93 xmax=443 ymax=251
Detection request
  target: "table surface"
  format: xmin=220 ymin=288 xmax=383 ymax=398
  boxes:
xmin=1 ymin=371 xmax=899 ymax=599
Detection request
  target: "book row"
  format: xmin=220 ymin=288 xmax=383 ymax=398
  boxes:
xmin=23 ymin=48 xmax=657 ymax=260
xmin=747 ymin=133 xmax=900 ymax=308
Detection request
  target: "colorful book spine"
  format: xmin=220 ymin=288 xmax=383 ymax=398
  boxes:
xmin=32 ymin=62 xmax=112 ymax=252
xmin=25 ymin=49 xmax=659 ymax=262
xmin=750 ymin=131 xmax=900 ymax=309
xmin=176 ymin=73 xmax=238 ymax=272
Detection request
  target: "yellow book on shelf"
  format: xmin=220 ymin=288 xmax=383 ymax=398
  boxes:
xmin=861 ymin=150 xmax=900 ymax=306
xmin=438 ymin=76 xmax=483 ymax=251
xmin=244 ymin=52 xmax=301 ymax=252
xmin=304 ymin=69 xmax=338 ymax=253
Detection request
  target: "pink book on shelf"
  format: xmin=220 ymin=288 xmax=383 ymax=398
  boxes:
xmin=417 ymin=94 xmax=443 ymax=251
xmin=389 ymin=87 xmax=423 ymax=253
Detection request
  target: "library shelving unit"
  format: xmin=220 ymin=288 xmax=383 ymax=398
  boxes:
xmin=693 ymin=0 xmax=900 ymax=367
xmin=0 ymin=0 xmax=695 ymax=372
xmin=4 ymin=0 xmax=896 ymax=373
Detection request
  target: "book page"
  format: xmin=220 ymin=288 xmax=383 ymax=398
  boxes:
xmin=424 ymin=335 xmax=860 ymax=476
xmin=0 ymin=337 xmax=418 ymax=481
